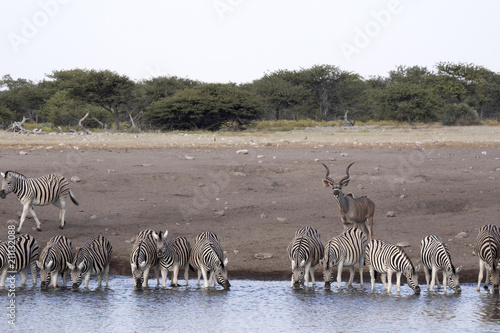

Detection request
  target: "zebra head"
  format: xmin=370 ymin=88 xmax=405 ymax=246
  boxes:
xmin=153 ymin=230 xmax=169 ymax=258
xmin=0 ymin=171 xmax=13 ymax=199
xmin=215 ymin=257 xmax=230 ymax=289
xmin=291 ymin=259 xmax=306 ymax=288
xmin=36 ymin=259 xmax=54 ymax=289
xmin=319 ymin=258 xmax=335 ymax=289
xmin=445 ymin=265 xmax=462 ymax=293
xmin=404 ymin=264 xmax=421 ymax=294
xmin=67 ymin=259 xmax=85 ymax=290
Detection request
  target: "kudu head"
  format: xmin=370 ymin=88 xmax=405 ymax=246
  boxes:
xmin=321 ymin=162 xmax=355 ymax=198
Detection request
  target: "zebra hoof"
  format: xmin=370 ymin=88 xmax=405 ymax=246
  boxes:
xmin=36 ymin=228 xmax=41 ymax=232
xmin=59 ymin=226 xmax=64 ymax=229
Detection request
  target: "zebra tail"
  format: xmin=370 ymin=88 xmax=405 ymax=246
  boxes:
xmin=69 ymin=190 xmax=79 ymax=206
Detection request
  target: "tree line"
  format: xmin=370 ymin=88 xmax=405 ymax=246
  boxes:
xmin=1 ymin=62 xmax=499 ymax=131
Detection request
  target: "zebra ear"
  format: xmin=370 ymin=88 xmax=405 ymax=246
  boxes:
xmin=36 ymin=260 xmax=42 ymax=269
xmin=164 ymin=230 xmax=168 ymax=239
xmin=139 ymin=261 xmax=147 ymax=269
xmin=456 ymin=265 xmax=462 ymax=273
xmin=67 ymin=262 xmax=75 ymax=270
xmin=152 ymin=232 xmax=159 ymax=241
xmin=319 ymin=259 xmax=325 ymax=266
xmin=291 ymin=260 xmax=296 ymax=269
xmin=0 ymin=172 xmax=5 ymax=179
xmin=47 ymin=260 xmax=54 ymax=269
xmin=299 ymin=259 xmax=306 ymax=267
xmin=223 ymin=258 xmax=228 ymax=267
xmin=77 ymin=261 xmax=85 ymax=270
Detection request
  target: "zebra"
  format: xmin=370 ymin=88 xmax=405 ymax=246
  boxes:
xmin=130 ymin=229 xmax=160 ymax=288
xmin=0 ymin=234 xmax=39 ymax=287
xmin=420 ymin=235 xmax=462 ymax=293
xmin=66 ymin=235 xmax=112 ymax=289
xmin=287 ymin=226 xmax=324 ymax=288
xmin=37 ymin=235 xmax=73 ymax=288
xmin=473 ymin=224 xmax=500 ymax=291
xmin=319 ymin=227 xmax=367 ymax=289
xmin=153 ymin=230 xmax=192 ymax=287
xmin=365 ymin=239 xmax=421 ymax=294
xmin=0 ymin=171 xmax=79 ymax=233
xmin=190 ymin=231 xmax=230 ymax=289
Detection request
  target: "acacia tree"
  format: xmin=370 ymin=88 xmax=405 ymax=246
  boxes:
xmin=145 ymin=83 xmax=263 ymax=130
xmin=49 ymin=69 xmax=134 ymax=129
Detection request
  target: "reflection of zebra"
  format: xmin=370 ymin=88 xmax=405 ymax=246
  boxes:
xmin=320 ymin=227 xmax=367 ymax=289
xmin=365 ymin=239 xmax=421 ymax=293
xmin=0 ymin=234 xmax=39 ymax=287
xmin=287 ymin=226 xmax=324 ymax=288
xmin=130 ymin=229 xmax=159 ymax=288
xmin=420 ymin=235 xmax=462 ymax=293
xmin=473 ymin=224 xmax=500 ymax=291
xmin=67 ymin=235 xmax=112 ymax=289
xmin=190 ymin=231 xmax=230 ymax=289
xmin=0 ymin=171 xmax=79 ymax=233
xmin=37 ymin=235 xmax=73 ymax=288
xmin=153 ymin=230 xmax=192 ymax=287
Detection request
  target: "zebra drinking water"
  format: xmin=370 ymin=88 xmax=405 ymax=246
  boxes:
xmin=67 ymin=235 xmax=112 ymax=289
xmin=320 ymin=227 xmax=367 ymax=289
xmin=190 ymin=231 xmax=230 ymax=289
xmin=473 ymin=224 xmax=500 ymax=291
xmin=153 ymin=230 xmax=192 ymax=287
xmin=420 ymin=235 xmax=462 ymax=293
xmin=0 ymin=171 xmax=79 ymax=233
xmin=37 ymin=235 xmax=73 ymax=288
xmin=130 ymin=229 xmax=160 ymax=288
xmin=365 ymin=239 xmax=421 ymax=294
xmin=0 ymin=234 xmax=39 ymax=287
xmin=287 ymin=226 xmax=324 ymax=288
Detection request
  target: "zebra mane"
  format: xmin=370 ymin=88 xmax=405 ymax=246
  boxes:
xmin=4 ymin=171 xmax=26 ymax=179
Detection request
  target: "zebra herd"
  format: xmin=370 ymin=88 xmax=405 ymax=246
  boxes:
xmin=0 ymin=233 xmax=111 ymax=289
xmin=0 ymin=169 xmax=499 ymax=293
xmin=287 ymin=225 xmax=500 ymax=294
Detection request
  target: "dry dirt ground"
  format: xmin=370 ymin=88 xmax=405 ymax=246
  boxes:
xmin=0 ymin=126 xmax=499 ymax=284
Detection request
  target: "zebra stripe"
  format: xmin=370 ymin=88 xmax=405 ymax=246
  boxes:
xmin=153 ymin=230 xmax=192 ymax=287
xmin=420 ymin=235 xmax=462 ymax=293
xmin=365 ymin=239 xmax=421 ymax=293
xmin=130 ymin=229 xmax=159 ymax=288
xmin=473 ymin=224 xmax=500 ymax=291
xmin=0 ymin=234 xmax=39 ymax=287
xmin=190 ymin=231 xmax=230 ymax=289
xmin=287 ymin=226 xmax=324 ymax=287
xmin=0 ymin=171 xmax=79 ymax=233
xmin=67 ymin=235 xmax=112 ymax=289
xmin=320 ymin=227 xmax=367 ymax=289
xmin=37 ymin=235 xmax=73 ymax=288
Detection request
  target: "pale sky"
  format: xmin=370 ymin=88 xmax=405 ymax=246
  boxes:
xmin=1 ymin=0 xmax=499 ymax=84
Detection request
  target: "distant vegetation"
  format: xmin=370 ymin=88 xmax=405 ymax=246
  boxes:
xmin=1 ymin=62 xmax=499 ymax=132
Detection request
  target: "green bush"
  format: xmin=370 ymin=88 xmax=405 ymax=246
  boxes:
xmin=441 ymin=103 xmax=479 ymax=126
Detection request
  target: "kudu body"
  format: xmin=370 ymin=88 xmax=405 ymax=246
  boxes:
xmin=322 ymin=162 xmax=375 ymax=240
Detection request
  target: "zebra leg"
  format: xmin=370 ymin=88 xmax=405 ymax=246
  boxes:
xmin=17 ymin=203 xmax=36 ymax=232
xmin=423 ymin=265 xmax=431 ymax=290
xmin=0 ymin=269 xmax=7 ymax=288
xmin=51 ymin=272 xmax=58 ymax=288
xmin=142 ymin=267 xmax=150 ymax=288
xmin=183 ymin=263 xmax=189 ymax=286
xmin=196 ymin=269 xmax=202 ymax=286
xmin=380 ymin=273 xmax=388 ymax=291
xmin=477 ymin=259 xmax=485 ymax=291
xmin=485 ymin=266 xmax=491 ymax=290
xmin=171 ymin=264 xmax=179 ymax=287
xmin=337 ymin=262 xmax=344 ymax=288
xmin=160 ymin=267 xmax=168 ymax=288
xmin=104 ymin=264 xmax=110 ymax=287
xmin=310 ymin=264 xmax=316 ymax=286
xmin=429 ymin=266 xmax=438 ymax=291
xmin=30 ymin=262 xmax=37 ymax=286
xmin=19 ymin=269 xmax=28 ymax=285
xmin=359 ymin=257 xmax=364 ymax=288
xmin=442 ymin=271 xmax=448 ymax=292
xmin=347 ymin=266 xmax=355 ymax=287
xmin=369 ymin=267 xmax=376 ymax=291
xmin=387 ymin=272 xmax=394 ymax=292
xmin=200 ymin=268 xmax=209 ymax=288
xmin=53 ymin=198 xmax=66 ymax=229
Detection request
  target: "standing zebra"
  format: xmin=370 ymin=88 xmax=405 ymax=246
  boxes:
xmin=473 ymin=224 xmax=500 ymax=291
xmin=320 ymin=227 xmax=367 ymax=289
xmin=130 ymin=229 xmax=160 ymax=288
xmin=420 ymin=235 xmax=462 ymax=293
xmin=37 ymin=235 xmax=73 ymax=288
xmin=0 ymin=234 xmax=39 ymax=287
xmin=287 ymin=226 xmax=324 ymax=288
xmin=190 ymin=231 xmax=230 ymax=289
xmin=153 ymin=230 xmax=192 ymax=287
xmin=67 ymin=235 xmax=112 ymax=289
xmin=365 ymin=239 xmax=421 ymax=294
xmin=0 ymin=171 xmax=79 ymax=233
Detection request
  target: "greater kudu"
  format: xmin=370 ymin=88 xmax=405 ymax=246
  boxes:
xmin=321 ymin=162 xmax=375 ymax=240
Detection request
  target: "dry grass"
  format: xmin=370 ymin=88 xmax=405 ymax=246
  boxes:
xmin=1 ymin=125 xmax=500 ymax=151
